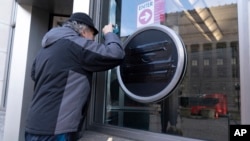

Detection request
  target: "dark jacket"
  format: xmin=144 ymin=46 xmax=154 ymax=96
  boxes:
xmin=25 ymin=26 xmax=125 ymax=135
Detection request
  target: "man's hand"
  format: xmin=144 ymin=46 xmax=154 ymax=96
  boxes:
xmin=102 ymin=23 xmax=113 ymax=35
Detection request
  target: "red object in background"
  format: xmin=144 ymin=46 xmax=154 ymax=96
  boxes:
xmin=190 ymin=93 xmax=228 ymax=118
xmin=204 ymin=93 xmax=228 ymax=116
xmin=191 ymin=106 xmax=206 ymax=115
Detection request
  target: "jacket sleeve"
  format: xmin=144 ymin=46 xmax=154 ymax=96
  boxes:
xmin=79 ymin=32 xmax=125 ymax=72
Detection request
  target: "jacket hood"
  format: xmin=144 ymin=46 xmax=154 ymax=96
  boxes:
xmin=41 ymin=26 xmax=79 ymax=48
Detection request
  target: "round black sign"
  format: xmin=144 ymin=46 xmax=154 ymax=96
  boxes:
xmin=117 ymin=24 xmax=187 ymax=103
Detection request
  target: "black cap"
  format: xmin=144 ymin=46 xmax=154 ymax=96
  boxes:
xmin=68 ymin=12 xmax=99 ymax=35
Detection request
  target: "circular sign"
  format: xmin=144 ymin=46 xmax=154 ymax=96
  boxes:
xmin=117 ymin=24 xmax=187 ymax=103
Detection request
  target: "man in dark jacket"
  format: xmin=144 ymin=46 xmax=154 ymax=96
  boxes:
xmin=25 ymin=12 xmax=125 ymax=141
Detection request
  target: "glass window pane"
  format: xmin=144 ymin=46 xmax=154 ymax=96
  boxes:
xmin=97 ymin=1 xmax=240 ymax=141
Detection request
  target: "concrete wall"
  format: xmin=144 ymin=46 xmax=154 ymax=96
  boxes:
xmin=3 ymin=4 xmax=50 ymax=141
xmin=0 ymin=0 xmax=15 ymax=109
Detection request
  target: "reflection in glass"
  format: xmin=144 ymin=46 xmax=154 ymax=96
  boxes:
xmin=103 ymin=0 xmax=239 ymax=141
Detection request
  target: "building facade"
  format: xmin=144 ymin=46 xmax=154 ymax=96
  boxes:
xmin=1 ymin=0 xmax=250 ymax=141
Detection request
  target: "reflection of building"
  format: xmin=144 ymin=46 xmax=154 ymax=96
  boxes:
xmin=185 ymin=42 xmax=239 ymax=112
xmin=163 ymin=5 xmax=239 ymax=113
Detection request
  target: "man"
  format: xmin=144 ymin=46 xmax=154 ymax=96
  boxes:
xmin=25 ymin=12 xmax=125 ymax=141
